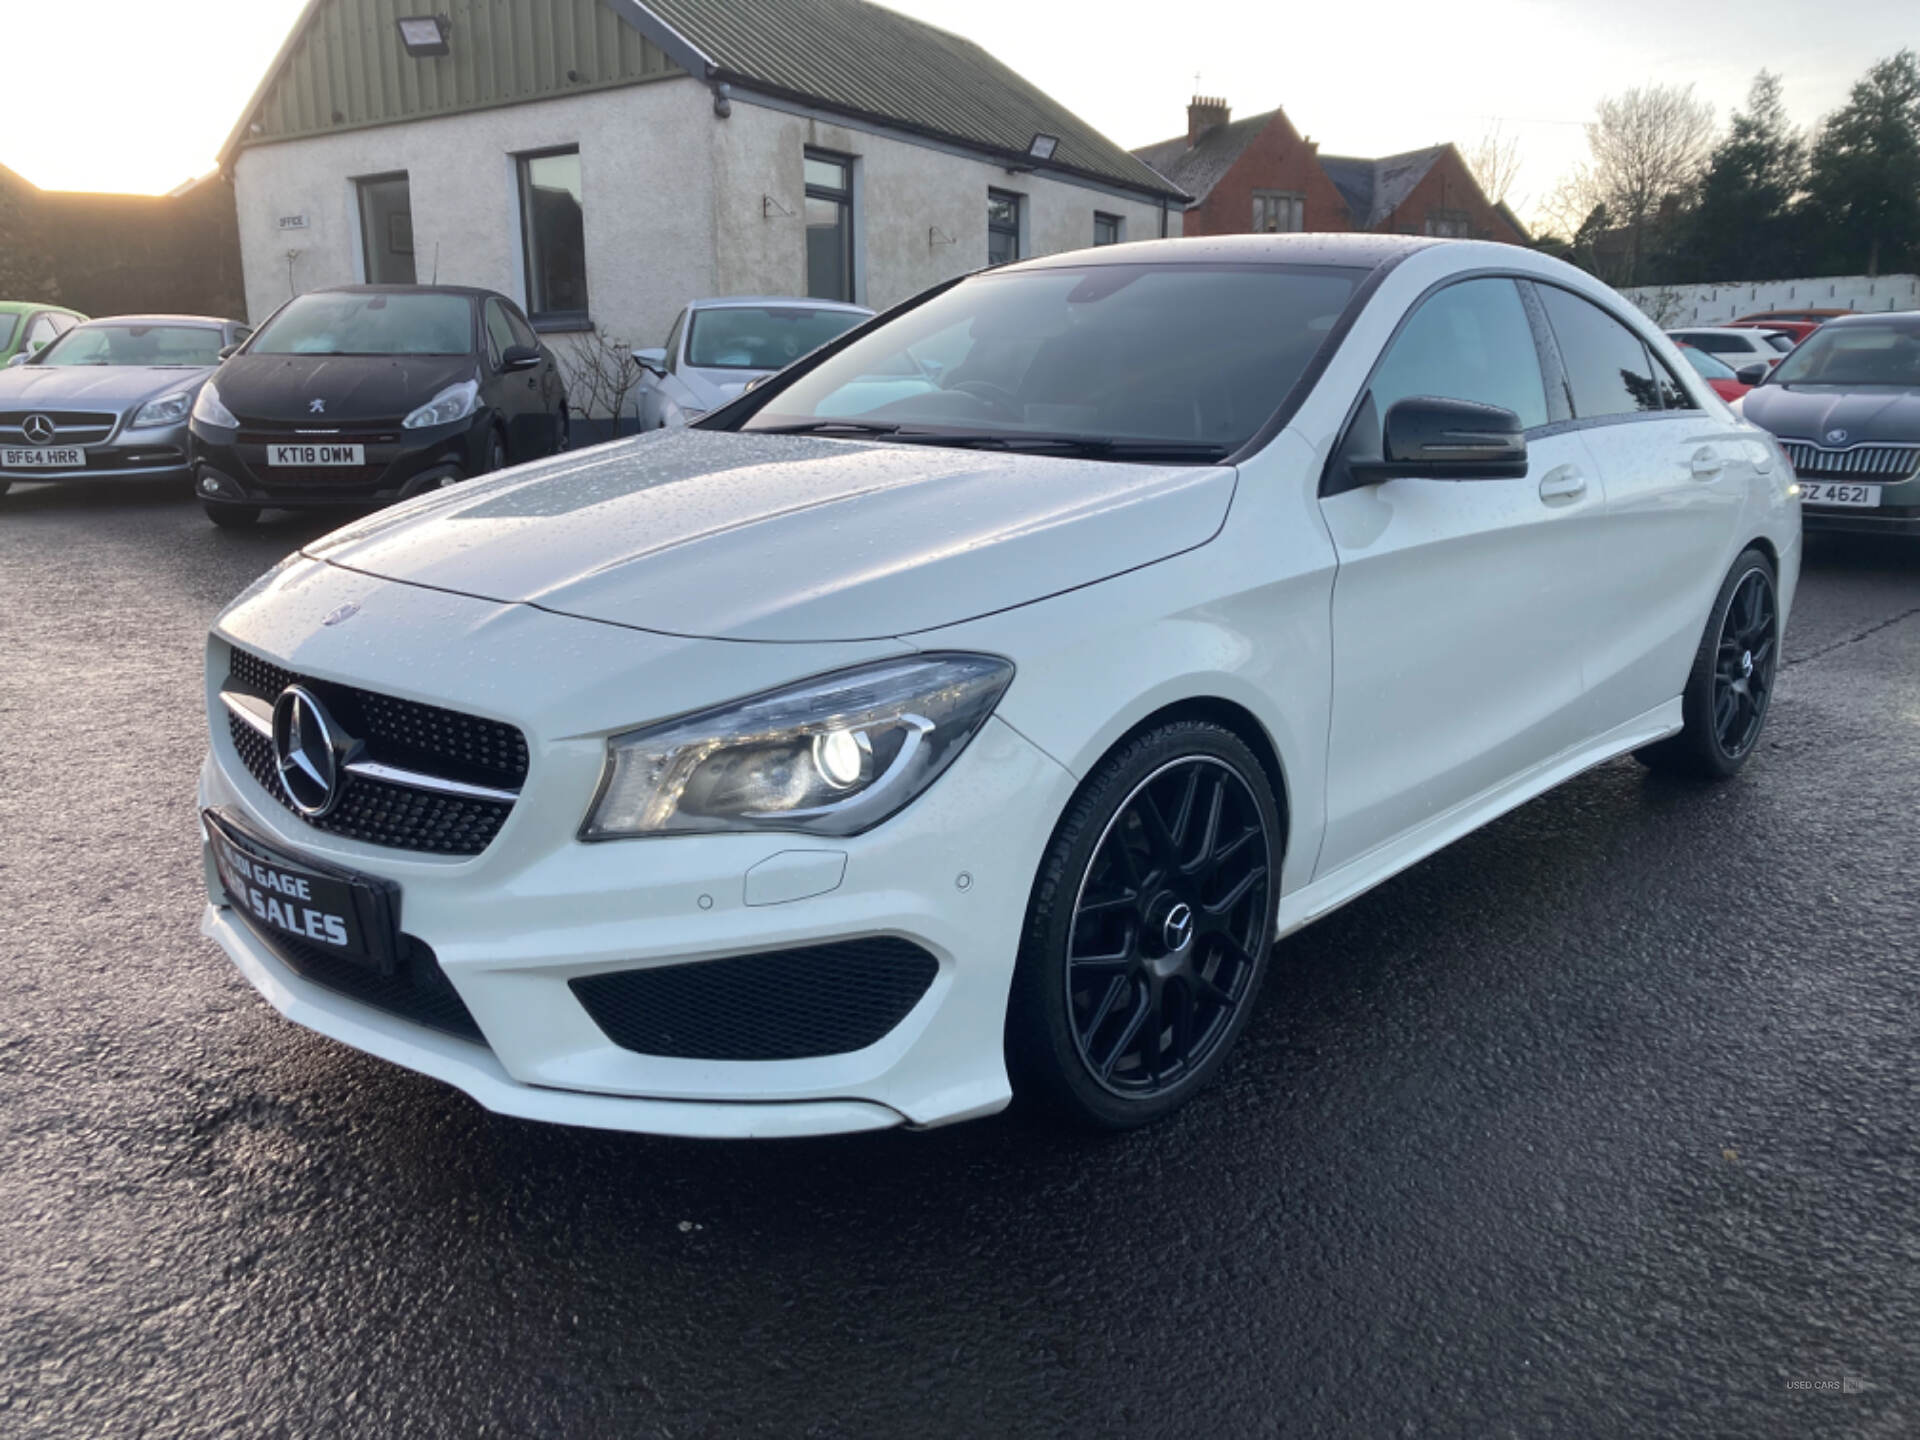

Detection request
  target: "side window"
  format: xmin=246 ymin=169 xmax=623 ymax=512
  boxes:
xmin=50 ymin=313 xmax=79 ymax=336
xmin=503 ymin=304 xmax=539 ymax=351
xmin=1653 ymin=353 xmax=1698 ymax=410
xmin=483 ymin=299 xmax=515 ymax=368
xmin=1368 ymin=278 xmax=1550 ymax=431
xmin=25 ymin=313 xmax=59 ymax=350
xmin=1537 ymin=286 xmax=1661 ymax=418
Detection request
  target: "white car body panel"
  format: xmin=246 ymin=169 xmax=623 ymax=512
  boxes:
xmin=198 ymin=239 xmax=1802 ymax=1137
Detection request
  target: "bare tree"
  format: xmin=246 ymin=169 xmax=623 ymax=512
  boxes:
xmin=1586 ymin=83 xmax=1716 ymax=283
xmin=1464 ymin=122 xmax=1523 ymax=207
xmin=556 ymin=330 xmax=645 ymax=438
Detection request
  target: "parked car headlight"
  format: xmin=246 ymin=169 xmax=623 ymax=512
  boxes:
xmin=582 ymin=654 xmax=1015 ymax=840
xmin=191 ymin=382 xmax=239 ymax=429
xmin=403 ymin=379 xmax=480 ymax=430
xmin=132 ymin=391 xmax=194 ymax=428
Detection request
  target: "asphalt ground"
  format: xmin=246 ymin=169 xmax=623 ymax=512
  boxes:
xmin=2 ymin=477 xmax=1916 ymax=1438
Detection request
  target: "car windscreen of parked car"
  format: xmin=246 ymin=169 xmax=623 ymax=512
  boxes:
xmin=1768 ymin=324 xmax=1920 ymax=387
xmin=686 ymin=306 xmax=867 ymax=370
xmin=248 ymin=292 xmax=474 ymax=357
xmin=741 ymin=262 xmax=1364 ymax=457
xmin=36 ymin=324 xmax=224 ymax=367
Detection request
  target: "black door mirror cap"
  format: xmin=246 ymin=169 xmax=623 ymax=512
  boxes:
xmin=1734 ymin=362 xmax=1769 ymax=387
xmin=218 ymin=343 xmax=240 ymax=360
xmin=1349 ymin=394 xmax=1530 ymax=483
xmin=501 ymin=344 xmax=543 ymax=372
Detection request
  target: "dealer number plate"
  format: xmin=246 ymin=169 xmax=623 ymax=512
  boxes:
xmin=1800 ymin=481 xmax=1880 ymax=508
xmin=268 ymin=443 xmax=364 ymax=466
xmin=2 ymin=446 xmax=85 ymax=468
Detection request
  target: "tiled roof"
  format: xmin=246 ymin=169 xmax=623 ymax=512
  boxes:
xmin=634 ymin=0 xmax=1186 ymax=199
xmin=1318 ymin=146 xmax=1447 ymax=229
xmin=1130 ymin=109 xmax=1279 ymax=205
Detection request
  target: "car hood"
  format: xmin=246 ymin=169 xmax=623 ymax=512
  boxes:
xmin=214 ymin=352 xmax=476 ymax=425
xmin=303 ymin=428 xmax=1237 ymax=642
xmin=1742 ymin=385 xmax=1920 ymax=444
xmin=0 ymin=365 xmax=212 ymax=411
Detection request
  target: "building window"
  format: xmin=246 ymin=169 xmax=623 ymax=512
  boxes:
xmin=1094 ymin=212 xmax=1123 ymax=246
xmin=1424 ymin=209 xmax=1471 ymax=238
xmin=805 ymin=150 xmax=856 ymax=303
xmin=988 ymin=189 xmax=1023 ymax=266
xmin=517 ymin=147 xmax=589 ymax=324
xmin=1252 ymin=191 xmax=1305 ymax=233
xmin=356 ymin=173 xmax=416 ymax=285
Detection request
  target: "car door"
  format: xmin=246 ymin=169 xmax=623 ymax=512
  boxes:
xmin=1532 ymin=283 xmax=1755 ymax=729
xmin=483 ymin=298 xmax=540 ymax=459
xmin=1315 ymin=276 xmax=1609 ymax=877
xmin=502 ymin=301 xmax=564 ymax=452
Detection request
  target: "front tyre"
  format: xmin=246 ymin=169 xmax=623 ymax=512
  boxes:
xmin=1637 ymin=546 xmax=1779 ymax=780
xmin=1008 ymin=721 xmax=1280 ymax=1130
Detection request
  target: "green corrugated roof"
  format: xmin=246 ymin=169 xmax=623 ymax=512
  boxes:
xmin=635 ymin=0 xmax=1185 ymax=199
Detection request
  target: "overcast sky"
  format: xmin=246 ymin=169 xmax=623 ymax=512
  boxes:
xmin=0 ymin=0 xmax=1903 ymax=225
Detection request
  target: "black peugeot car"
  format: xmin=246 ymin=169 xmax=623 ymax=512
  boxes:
xmin=1740 ymin=310 xmax=1920 ymax=537
xmin=190 ymin=285 xmax=569 ymax=527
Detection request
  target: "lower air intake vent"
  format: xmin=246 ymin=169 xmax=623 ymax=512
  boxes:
xmin=260 ymin=928 xmax=486 ymax=1045
xmin=570 ymin=939 xmax=940 ymax=1061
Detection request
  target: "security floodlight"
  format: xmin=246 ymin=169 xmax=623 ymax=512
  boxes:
xmin=1027 ymin=133 xmax=1059 ymax=161
xmin=396 ymin=15 xmax=451 ymax=58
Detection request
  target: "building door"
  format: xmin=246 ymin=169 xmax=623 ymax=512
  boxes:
xmin=356 ymin=174 xmax=416 ymax=285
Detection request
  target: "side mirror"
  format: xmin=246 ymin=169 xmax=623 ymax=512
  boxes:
xmin=1350 ymin=396 xmax=1529 ymax=483
xmin=631 ymin=347 xmax=668 ymax=376
xmin=1734 ymin=362 xmax=1769 ymax=387
xmin=5 ymin=352 xmax=29 ymax=368
xmin=218 ymin=342 xmax=241 ymax=360
xmin=501 ymin=344 xmax=543 ymax=373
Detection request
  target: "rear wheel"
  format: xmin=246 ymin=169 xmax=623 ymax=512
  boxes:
xmin=202 ymin=500 xmax=259 ymax=529
xmin=1637 ymin=546 xmax=1778 ymax=779
xmin=1008 ymin=721 xmax=1280 ymax=1130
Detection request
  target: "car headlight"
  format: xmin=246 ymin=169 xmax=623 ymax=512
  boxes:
xmin=403 ymin=379 xmax=480 ymax=430
xmin=582 ymin=654 xmax=1015 ymax=840
xmin=191 ymin=382 xmax=239 ymax=429
xmin=132 ymin=391 xmax=194 ymax=428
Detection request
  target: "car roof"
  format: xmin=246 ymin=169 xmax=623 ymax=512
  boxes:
xmin=1009 ymin=232 xmax=1443 ymax=273
xmin=71 ymin=314 xmax=236 ymax=327
xmin=0 ymin=300 xmax=83 ymax=316
xmin=307 ymin=284 xmax=497 ymax=302
xmin=1817 ymin=311 xmax=1920 ymax=332
xmin=688 ymin=295 xmax=874 ymax=313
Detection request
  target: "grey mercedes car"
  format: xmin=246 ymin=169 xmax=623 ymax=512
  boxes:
xmin=0 ymin=315 xmax=250 ymax=495
xmin=1741 ymin=311 xmax=1920 ymax=536
xmin=632 ymin=296 xmax=872 ymax=429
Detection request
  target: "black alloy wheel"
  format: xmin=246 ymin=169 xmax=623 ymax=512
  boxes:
xmin=1638 ymin=547 xmax=1779 ymax=780
xmin=1010 ymin=722 xmax=1280 ymax=1129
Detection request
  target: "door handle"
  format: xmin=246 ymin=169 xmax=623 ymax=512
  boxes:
xmin=1690 ymin=447 xmax=1724 ymax=479
xmin=1538 ymin=467 xmax=1587 ymax=503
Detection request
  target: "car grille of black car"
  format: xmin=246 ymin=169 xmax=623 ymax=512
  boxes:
xmin=1781 ymin=442 xmax=1920 ymax=482
xmin=0 ymin=410 xmax=117 ymax=445
xmin=224 ymin=646 xmax=528 ymax=857
xmin=254 ymin=926 xmax=486 ymax=1044
xmin=569 ymin=939 xmax=941 ymax=1061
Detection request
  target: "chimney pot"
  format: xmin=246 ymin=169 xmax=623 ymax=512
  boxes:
xmin=1188 ymin=95 xmax=1231 ymax=147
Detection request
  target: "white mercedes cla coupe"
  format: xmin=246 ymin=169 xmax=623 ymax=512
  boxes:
xmin=199 ymin=235 xmax=1799 ymax=1137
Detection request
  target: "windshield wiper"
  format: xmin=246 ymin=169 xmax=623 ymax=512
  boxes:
xmin=887 ymin=432 xmax=1233 ymax=462
xmin=755 ymin=419 xmax=902 ymax=436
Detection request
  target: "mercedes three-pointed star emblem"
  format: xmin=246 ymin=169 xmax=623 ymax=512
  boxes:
xmin=271 ymin=685 xmax=342 ymax=818
xmin=22 ymin=414 xmax=56 ymax=445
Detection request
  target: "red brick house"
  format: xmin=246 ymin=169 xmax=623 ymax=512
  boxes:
xmin=1134 ymin=98 xmax=1526 ymax=245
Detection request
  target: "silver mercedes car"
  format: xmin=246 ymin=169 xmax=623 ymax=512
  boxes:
xmin=0 ymin=314 xmax=251 ymax=495
xmin=631 ymin=297 xmax=872 ymax=429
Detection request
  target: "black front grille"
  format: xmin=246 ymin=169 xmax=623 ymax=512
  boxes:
xmin=571 ymin=939 xmax=941 ymax=1061
xmin=225 ymin=647 xmax=527 ymax=857
xmin=254 ymin=925 xmax=485 ymax=1044
xmin=1781 ymin=441 xmax=1920 ymax=481
xmin=0 ymin=408 xmax=118 ymax=445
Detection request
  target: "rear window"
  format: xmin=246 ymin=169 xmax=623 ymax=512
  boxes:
xmin=250 ymin=292 xmax=474 ymax=357
xmin=686 ymin=306 xmax=868 ymax=371
xmin=741 ymin=262 xmax=1365 ymax=456
xmin=36 ymin=324 xmax=224 ymax=367
xmin=1676 ymin=346 xmax=1736 ymax=380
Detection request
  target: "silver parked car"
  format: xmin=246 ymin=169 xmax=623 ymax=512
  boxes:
xmin=0 ymin=315 xmax=251 ymax=495
xmin=632 ymin=297 xmax=872 ymax=428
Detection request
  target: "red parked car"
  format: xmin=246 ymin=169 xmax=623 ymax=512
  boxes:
xmin=1673 ymin=343 xmax=1755 ymax=402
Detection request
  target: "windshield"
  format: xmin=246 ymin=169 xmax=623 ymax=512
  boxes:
xmin=1676 ymin=346 xmax=1736 ymax=381
xmin=738 ymin=262 xmax=1365 ymax=459
xmin=686 ymin=306 xmax=867 ymax=371
xmin=250 ymin=292 xmax=473 ymax=357
xmin=1769 ymin=324 xmax=1920 ymax=387
xmin=36 ymin=324 xmax=223 ymax=367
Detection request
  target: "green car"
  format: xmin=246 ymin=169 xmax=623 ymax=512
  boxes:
xmin=0 ymin=302 xmax=88 ymax=366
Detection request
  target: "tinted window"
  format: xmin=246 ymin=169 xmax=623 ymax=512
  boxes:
xmin=741 ymin=262 xmax=1364 ymax=456
xmin=1764 ymin=333 xmax=1795 ymax=353
xmin=1675 ymin=332 xmax=1745 ymax=356
xmin=0 ymin=315 xmax=16 ymax=350
xmin=1653 ymin=353 xmax=1698 ymax=409
xmin=250 ymin=292 xmax=474 ymax=356
xmin=1541 ymin=287 xmax=1661 ymax=417
xmin=1369 ymin=278 xmax=1548 ymax=429
xmin=483 ymin=299 xmax=516 ymax=366
xmin=503 ymin=304 xmax=538 ymax=351
xmin=686 ymin=306 xmax=867 ymax=371
xmin=1771 ymin=324 xmax=1920 ymax=386
xmin=36 ymin=323 xmax=224 ymax=367
xmin=518 ymin=148 xmax=588 ymax=320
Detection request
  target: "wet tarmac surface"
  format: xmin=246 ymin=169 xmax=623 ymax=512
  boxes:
xmin=3 ymin=478 xmax=1916 ymax=1437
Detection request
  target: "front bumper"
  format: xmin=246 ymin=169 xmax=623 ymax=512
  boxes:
xmin=191 ymin=414 xmax=489 ymax=510
xmin=198 ymin=567 xmax=1074 ymax=1137
xmin=0 ymin=420 xmax=191 ymax=484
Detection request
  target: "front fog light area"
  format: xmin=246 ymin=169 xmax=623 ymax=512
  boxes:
xmin=582 ymin=654 xmax=1014 ymax=840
